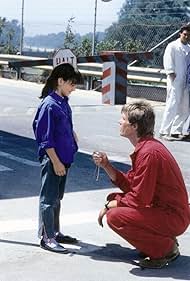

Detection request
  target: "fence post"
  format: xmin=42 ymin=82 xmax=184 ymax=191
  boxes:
xmin=15 ymin=67 xmax=21 ymax=80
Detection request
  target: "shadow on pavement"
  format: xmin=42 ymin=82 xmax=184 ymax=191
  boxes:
xmin=0 ymin=237 xmax=135 ymax=265
xmin=1 ymin=237 xmax=190 ymax=279
xmin=72 ymin=241 xmax=190 ymax=279
xmin=71 ymin=241 xmax=137 ymax=264
xmin=0 ymin=131 xmax=130 ymax=199
xmin=0 ymin=238 xmax=39 ymax=248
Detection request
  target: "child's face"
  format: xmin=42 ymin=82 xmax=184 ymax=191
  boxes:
xmin=57 ymin=78 xmax=76 ymax=97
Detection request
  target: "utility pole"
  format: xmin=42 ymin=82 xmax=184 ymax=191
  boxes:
xmin=91 ymin=0 xmax=112 ymax=56
xmin=92 ymin=0 xmax=97 ymax=56
xmin=19 ymin=0 xmax=24 ymax=55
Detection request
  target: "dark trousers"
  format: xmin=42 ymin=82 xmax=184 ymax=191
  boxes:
xmin=38 ymin=155 xmax=68 ymax=239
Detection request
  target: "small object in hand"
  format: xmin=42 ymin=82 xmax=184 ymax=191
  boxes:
xmin=95 ymin=165 xmax=100 ymax=181
xmin=93 ymin=151 xmax=101 ymax=181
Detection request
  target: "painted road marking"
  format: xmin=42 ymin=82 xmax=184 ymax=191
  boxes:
xmin=79 ymin=149 xmax=129 ymax=164
xmin=0 ymin=164 xmax=13 ymax=172
xmin=0 ymin=211 xmax=98 ymax=233
xmin=0 ymin=151 xmax=39 ymax=167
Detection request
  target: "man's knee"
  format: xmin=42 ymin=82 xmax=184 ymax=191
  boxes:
xmin=107 ymin=208 xmax=117 ymax=228
xmin=106 ymin=207 xmax=138 ymax=230
xmin=107 ymin=208 xmax=128 ymax=228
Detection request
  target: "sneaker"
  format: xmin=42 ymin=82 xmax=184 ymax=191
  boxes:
xmin=40 ymin=238 xmax=69 ymax=253
xmin=139 ymin=243 xmax=180 ymax=269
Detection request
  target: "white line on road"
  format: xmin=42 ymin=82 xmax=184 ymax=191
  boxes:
xmin=0 ymin=164 xmax=13 ymax=172
xmin=79 ymin=149 xmax=129 ymax=164
xmin=0 ymin=211 xmax=98 ymax=233
xmin=0 ymin=151 xmax=39 ymax=167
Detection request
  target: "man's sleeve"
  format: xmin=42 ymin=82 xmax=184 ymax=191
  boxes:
xmin=117 ymin=152 xmax=158 ymax=208
xmin=163 ymin=43 xmax=175 ymax=75
xmin=112 ymin=169 xmax=134 ymax=193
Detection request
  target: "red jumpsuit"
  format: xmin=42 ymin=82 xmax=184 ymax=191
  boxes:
xmin=106 ymin=137 xmax=190 ymax=258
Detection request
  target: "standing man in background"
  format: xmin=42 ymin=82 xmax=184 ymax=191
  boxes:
xmin=159 ymin=23 xmax=190 ymax=141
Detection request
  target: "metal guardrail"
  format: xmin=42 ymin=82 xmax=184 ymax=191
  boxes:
xmin=0 ymin=54 xmax=167 ymax=86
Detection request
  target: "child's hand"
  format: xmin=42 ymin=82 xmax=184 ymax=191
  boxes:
xmin=53 ymin=161 xmax=66 ymax=176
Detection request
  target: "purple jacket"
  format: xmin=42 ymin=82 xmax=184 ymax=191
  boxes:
xmin=33 ymin=91 xmax=78 ymax=164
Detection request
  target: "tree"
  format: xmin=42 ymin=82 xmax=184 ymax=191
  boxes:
xmin=0 ymin=18 xmax=20 ymax=53
xmin=0 ymin=17 xmax=6 ymax=48
xmin=76 ymin=37 xmax=92 ymax=56
xmin=96 ymin=39 xmax=120 ymax=53
xmin=4 ymin=28 xmax=16 ymax=54
xmin=118 ymin=0 xmax=189 ymax=23
xmin=103 ymin=0 xmax=190 ymax=66
xmin=63 ymin=17 xmax=78 ymax=51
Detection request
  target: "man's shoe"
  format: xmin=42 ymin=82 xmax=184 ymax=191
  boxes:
xmin=55 ymin=233 xmax=78 ymax=244
xmin=159 ymin=133 xmax=168 ymax=139
xmin=139 ymin=243 xmax=180 ymax=269
xmin=138 ymin=238 xmax=179 ymax=258
xmin=138 ymin=251 xmax=148 ymax=258
xmin=40 ymin=238 xmax=69 ymax=253
xmin=182 ymin=134 xmax=190 ymax=141
xmin=161 ymin=134 xmax=183 ymax=141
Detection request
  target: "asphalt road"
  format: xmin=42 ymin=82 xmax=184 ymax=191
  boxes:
xmin=0 ymin=78 xmax=190 ymax=281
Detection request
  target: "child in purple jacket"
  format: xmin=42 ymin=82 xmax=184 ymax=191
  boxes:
xmin=33 ymin=63 xmax=81 ymax=253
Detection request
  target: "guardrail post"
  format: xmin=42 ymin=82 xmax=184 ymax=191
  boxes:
xmin=15 ymin=67 xmax=21 ymax=80
xmin=101 ymin=51 xmax=152 ymax=105
xmin=102 ymin=59 xmax=127 ymax=105
xmin=86 ymin=76 xmax=91 ymax=90
xmin=115 ymin=59 xmax=127 ymax=104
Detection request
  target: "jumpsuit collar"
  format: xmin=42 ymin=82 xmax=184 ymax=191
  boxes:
xmin=130 ymin=136 xmax=154 ymax=162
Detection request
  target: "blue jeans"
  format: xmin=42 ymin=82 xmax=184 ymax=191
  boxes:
xmin=38 ymin=155 xmax=68 ymax=239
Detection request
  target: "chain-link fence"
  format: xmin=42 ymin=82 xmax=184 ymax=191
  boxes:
xmin=95 ymin=22 xmax=183 ymax=101
xmin=96 ymin=22 xmax=182 ymax=68
xmin=24 ymin=22 xmax=182 ymax=69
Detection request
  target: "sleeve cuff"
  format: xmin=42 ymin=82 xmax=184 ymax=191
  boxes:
xmin=40 ymin=141 xmax=55 ymax=150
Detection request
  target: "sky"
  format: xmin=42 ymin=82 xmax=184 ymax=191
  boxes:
xmin=0 ymin=0 xmax=125 ymax=37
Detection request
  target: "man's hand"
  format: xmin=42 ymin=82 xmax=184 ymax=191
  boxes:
xmin=92 ymin=152 xmax=109 ymax=169
xmin=169 ymin=73 xmax=176 ymax=81
xmin=98 ymin=200 xmax=118 ymax=227
xmin=98 ymin=208 xmax=107 ymax=227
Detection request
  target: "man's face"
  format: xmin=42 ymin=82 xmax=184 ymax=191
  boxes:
xmin=180 ymin=30 xmax=190 ymax=44
xmin=119 ymin=112 xmax=137 ymax=138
